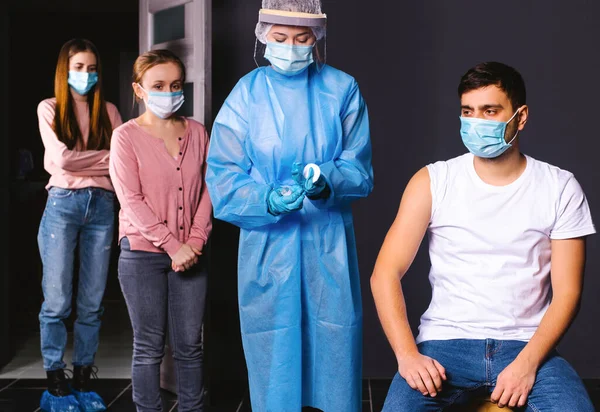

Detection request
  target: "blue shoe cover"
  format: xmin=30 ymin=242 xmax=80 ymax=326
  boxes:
xmin=40 ymin=390 xmax=81 ymax=412
xmin=71 ymin=389 xmax=107 ymax=412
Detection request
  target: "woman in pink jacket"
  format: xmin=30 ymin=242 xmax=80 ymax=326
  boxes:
xmin=109 ymin=49 xmax=212 ymax=412
xmin=37 ymin=38 xmax=122 ymax=412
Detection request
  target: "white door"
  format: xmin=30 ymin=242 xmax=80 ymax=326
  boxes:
xmin=138 ymin=0 xmax=211 ymax=394
xmin=139 ymin=0 xmax=211 ymax=125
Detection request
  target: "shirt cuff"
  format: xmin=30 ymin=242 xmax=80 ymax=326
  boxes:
xmin=162 ymin=236 xmax=183 ymax=257
xmin=186 ymin=237 xmax=207 ymax=252
xmin=550 ymin=226 xmax=597 ymax=240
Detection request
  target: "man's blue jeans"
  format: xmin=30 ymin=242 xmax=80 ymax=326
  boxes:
xmin=38 ymin=187 xmax=115 ymax=371
xmin=382 ymin=339 xmax=594 ymax=412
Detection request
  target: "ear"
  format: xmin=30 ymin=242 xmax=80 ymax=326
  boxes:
xmin=132 ymin=82 xmax=144 ymax=101
xmin=517 ymin=105 xmax=529 ymax=131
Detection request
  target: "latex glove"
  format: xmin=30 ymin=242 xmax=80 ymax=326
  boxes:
xmin=267 ymin=184 xmax=305 ymax=216
xmin=292 ymin=162 xmax=328 ymax=199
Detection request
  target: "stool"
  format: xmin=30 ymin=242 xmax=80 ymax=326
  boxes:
xmin=466 ymin=397 xmax=514 ymax=412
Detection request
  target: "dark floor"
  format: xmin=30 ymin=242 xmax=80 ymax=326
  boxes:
xmin=1 ymin=378 xmax=599 ymax=412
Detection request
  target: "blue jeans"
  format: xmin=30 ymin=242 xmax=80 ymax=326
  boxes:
xmin=38 ymin=187 xmax=115 ymax=371
xmin=382 ymin=339 xmax=594 ymax=412
xmin=118 ymin=238 xmax=207 ymax=412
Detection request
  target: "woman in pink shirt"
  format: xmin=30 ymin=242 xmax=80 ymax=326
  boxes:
xmin=109 ymin=49 xmax=212 ymax=412
xmin=37 ymin=38 xmax=122 ymax=412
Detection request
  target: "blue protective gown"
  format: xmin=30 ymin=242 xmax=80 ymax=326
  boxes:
xmin=206 ymin=64 xmax=373 ymax=412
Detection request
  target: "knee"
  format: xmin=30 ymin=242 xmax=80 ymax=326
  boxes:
xmin=76 ymin=300 xmax=104 ymax=321
xmin=132 ymin=337 xmax=165 ymax=365
xmin=171 ymin=340 xmax=203 ymax=362
xmin=40 ymin=295 xmax=71 ymax=320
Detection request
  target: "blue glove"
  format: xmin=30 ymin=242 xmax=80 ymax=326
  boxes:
xmin=267 ymin=184 xmax=305 ymax=216
xmin=292 ymin=162 xmax=329 ymax=200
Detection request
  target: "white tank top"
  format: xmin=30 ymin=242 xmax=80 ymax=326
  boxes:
xmin=416 ymin=153 xmax=595 ymax=343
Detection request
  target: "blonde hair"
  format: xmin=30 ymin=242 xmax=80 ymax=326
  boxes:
xmin=132 ymin=49 xmax=186 ymax=103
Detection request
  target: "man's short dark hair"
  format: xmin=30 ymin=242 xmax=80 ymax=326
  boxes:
xmin=458 ymin=62 xmax=527 ymax=111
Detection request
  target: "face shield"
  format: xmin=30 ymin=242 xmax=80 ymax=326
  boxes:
xmin=254 ymin=9 xmax=328 ymax=73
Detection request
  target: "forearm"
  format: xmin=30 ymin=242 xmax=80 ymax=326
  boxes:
xmin=187 ymin=197 xmax=213 ymax=250
xmin=58 ymin=150 xmax=110 ymax=171
xmin=62 ymin=162 xmax=109 ymax=177
xmin=371 ymin=273 xmax=419 ymax=363
xmin=318 ymin=157 xmax=373 ymax=207
xmin=206 ymin=169 xmax=281 ymax=230
xmin=517 ymin=293 xmax=580 ymax=369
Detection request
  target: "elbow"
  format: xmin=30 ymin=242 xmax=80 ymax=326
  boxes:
xmin=370 ymin=262 xmax=405 ymax=294
xmin=365 ymin=177 xmax=374 ymax=196
xmin=358 ymin=170 xmax=374 ymax=198
xmin=370 ymin=268 xmax=384 ymax=293
xmin=54 ymin=156 xmax=71 ymax=170
xmin=369 ymin=273 xmax=378 ymax=294
xmin=370 ymin=268 xmax=390 ymax=305
xmin=365 ymin=167 xmax=374 ymax=191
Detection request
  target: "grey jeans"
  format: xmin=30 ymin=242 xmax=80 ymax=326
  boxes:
xmin=118 ymin=237 xmax=207 ymax=412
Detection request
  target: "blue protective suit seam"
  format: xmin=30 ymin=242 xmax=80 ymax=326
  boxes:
xmin=340 ymin=80 xmax=359 ymax=121
xmin=243 ymin=324 xmax=302 ymax=336
xmin=312 ymin=261 xmax=326 ymax=402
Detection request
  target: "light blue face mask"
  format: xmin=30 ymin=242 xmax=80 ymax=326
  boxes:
xmin=264 ymin=42 xmax=314 ymax=76
xmin=138 ymin=85 xmax=185 ymax=119
xmin=460 ymin=108 xmax=521 ymax=158
xmin=68 ymin=71 xmax=98 ymax=96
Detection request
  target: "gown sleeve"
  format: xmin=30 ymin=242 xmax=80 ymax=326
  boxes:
xmin=317 ymin=79 xmax=374 ymax=208
xmin=206 ymin=80 xmax=282 ymax=230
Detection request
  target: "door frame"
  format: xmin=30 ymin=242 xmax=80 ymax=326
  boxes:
xmin=139 ymin=0 xmax=212 ymax=126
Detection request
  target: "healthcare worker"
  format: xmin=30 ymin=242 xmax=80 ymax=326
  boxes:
xmin=206 ymin=1 xmax=374 ymax=411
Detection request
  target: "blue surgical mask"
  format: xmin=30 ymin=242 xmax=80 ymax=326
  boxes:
xmin=264 ymin=42 xmax=314 ymax=76
xmin=138 ymin=85 xmax=185 ymax=119
xmin=68 ymin=71 xmax=98 ymax=96
xmin=460 ymin=109 xmax=521 ymax=158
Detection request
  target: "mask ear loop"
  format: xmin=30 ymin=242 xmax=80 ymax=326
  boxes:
xmin=506 ymin=107 xmax=523 ymax=145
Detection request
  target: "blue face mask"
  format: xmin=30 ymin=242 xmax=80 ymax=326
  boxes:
xmin=460 ymin=109 xmax=521 ymax=158
xmin=264 ymin=42 xmax=314 ymax=76
xmin=68 ymin=71 xmax=99 ymax=96
xmin=138 ymin=85 xmax=185 ymax=119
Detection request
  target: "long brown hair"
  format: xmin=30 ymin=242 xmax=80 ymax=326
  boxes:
xmin=132 ymin=49 xmax=186 ymax=105
xmin=53 ymin=38 xmax=113 ymax=150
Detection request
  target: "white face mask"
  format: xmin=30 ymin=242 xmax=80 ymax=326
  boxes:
xmin=138 ymin=85 xmax=185 ymax=118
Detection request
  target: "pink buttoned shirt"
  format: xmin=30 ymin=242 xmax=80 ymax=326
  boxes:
xmin=109 ymin=118 xmax=213 ymax=255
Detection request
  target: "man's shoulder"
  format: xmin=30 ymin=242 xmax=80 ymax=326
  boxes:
xmin=427 ymin=153 xmax=471 ymax=175
xmin=525 ymin=155 xmax=575 ymax=186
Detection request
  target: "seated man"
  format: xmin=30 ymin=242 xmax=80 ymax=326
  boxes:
xmin=371 ymin=61 xmax=596 ymax=412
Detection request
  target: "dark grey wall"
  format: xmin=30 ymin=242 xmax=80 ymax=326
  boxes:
xmin=212 ymin=0 xmax=600 ymax=379
xmin=0 ymin=1 xmax=11 ymax=368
